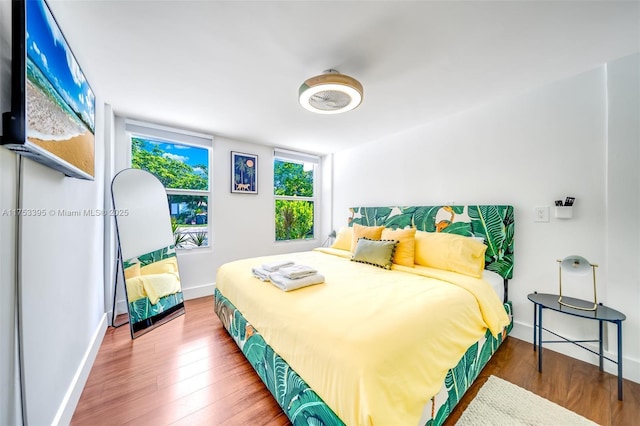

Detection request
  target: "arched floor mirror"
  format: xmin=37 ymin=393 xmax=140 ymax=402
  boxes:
xmin=111 ymin=168 xmax=185 ymax=338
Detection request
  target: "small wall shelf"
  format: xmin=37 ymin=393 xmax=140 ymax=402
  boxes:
xmin=555 ymin=206 xmax=573 ymax=219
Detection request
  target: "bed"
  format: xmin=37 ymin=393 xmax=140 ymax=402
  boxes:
xmin=214 ymin=205 xmax=514 ymax=425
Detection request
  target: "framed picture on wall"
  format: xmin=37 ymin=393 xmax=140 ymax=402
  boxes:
xmin=231 ymin=151 xmax=258 ymax=194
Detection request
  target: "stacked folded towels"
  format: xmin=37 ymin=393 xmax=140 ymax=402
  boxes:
xmin=252 ymin=260 xmax=294 ymax=281
xmin=269 ymin=271 xmax=325 ymax=292
xmin=251 ymin=260 xmax=324 ymax=291
xmin=278 ymin=264 xmax=318 ymax=279
xmin=261 ymin=259 xmax=295 ymax=272
xmin=251 ymin=267 xmax=271 ymax=281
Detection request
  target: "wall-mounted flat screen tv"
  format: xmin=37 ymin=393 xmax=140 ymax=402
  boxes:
xmin=1 ymin=0 xmax=95 ymax=180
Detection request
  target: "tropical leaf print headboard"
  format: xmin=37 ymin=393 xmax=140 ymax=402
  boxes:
xmin=349 ymin=205 xmax=515 ymax=280
xmin=123 ymin=244 xmax=177 ymax=269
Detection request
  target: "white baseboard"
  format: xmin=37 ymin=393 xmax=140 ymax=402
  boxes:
xmin=182 ymin=282 xmax=215 ymax=300
xmin=112 ymin=300 xmax=128 ymax=323
xmin=52 ymin=314 xmax=108 ymax=426
xmin=510 ymin=320 xmax=640 ymax=385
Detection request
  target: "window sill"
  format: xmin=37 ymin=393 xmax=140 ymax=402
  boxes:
xmin=273 ymin=239 xmax=318 ymax=244
xmin=176 ymin=245 xmax=212 ymax=254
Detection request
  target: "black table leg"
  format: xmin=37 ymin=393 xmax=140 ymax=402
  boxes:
xmin=533 ymin=302 xmax=537 ymax=351
xmin=538 ymin=304 xmax=543 ymax=372
xmin=599 ymin=320 xmax=603 ymax=371
xmin=617 ymin=320 xmax=623 ymax=401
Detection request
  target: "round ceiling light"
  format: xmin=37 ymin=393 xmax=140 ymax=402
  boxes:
xmin=298 ymin=69 xmax=363 ymax=114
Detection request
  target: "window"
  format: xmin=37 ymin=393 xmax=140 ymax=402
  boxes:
xmin=127 ymin=120 xmax=212 ymax=249
xmin=274 ymin=149 xmax=318 ymax=241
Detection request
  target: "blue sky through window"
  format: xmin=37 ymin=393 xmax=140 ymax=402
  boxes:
xmin=27 ymin=0 xmax=95 ymax=131
xmin=136 ymin=137 xmax=209 ymax=172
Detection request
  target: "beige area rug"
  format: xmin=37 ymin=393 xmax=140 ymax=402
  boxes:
xmin=456 ymin=376 xmax=599 ymax=425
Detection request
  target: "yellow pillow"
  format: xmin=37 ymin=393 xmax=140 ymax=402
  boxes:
xmin=331 ymin=226 xmax=353 ymax=251
xmin=381 ymin=227 xmax=416 ymax=267
xmin=351 ymin=223 xmax=384 ymax=252
xmin=414 ymin=231 xmax=487 ymax=278
xmin=124 ymin=263 xmax=141 ymax=279
xmin=140 ymin=257 xmax=179 ymax=275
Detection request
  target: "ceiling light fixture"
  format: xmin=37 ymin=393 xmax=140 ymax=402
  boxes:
xmin=298 ymin=69 xmax=363 ymax=114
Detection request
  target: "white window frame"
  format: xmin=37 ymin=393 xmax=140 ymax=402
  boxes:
xmin=125 ymin=119 xmax=213 ymax=250
xmin=273 ymin=148 xmax=319 ymax=242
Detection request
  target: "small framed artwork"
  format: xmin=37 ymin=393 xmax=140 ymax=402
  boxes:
xmin=231 ymin=151 xmax=258 ymax=194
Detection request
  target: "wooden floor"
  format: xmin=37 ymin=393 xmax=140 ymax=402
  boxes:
xmin=72 ymin=296 xmax=640 ymax=425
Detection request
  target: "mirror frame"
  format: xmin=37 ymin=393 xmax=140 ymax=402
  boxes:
xmin=111 ymin=168 xmax=185 ymax=338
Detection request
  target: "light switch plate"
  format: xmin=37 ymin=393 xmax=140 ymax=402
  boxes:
xmin=534 ymin=206 xmax=549 ymax=222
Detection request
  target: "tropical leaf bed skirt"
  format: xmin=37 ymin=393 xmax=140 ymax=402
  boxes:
xmin=427 ymin=302 xmax=513 ymax=426
xmin=214 ymin=288 xmax=342 ymax=425
xmin=214 ymin=288 xmax=512 ymax=426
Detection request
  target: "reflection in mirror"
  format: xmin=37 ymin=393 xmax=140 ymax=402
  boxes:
xmin=111 ymin=168 xmax=185 ymax=338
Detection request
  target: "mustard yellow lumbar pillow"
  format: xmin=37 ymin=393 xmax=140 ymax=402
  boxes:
xmin=381 ymin=227 xmax=416 ymax=267
xmin=124 ymin=263 xmax=141 ymax=279
xmin=414 ymin=231 xmax=487 ymax=278
xmin=140 ymin=257 xmax=179 ymax=275
xmin=331 ymin=226 xmax=354 ymax=251
xmin=351 ymin=223 xmax=385 ymax=252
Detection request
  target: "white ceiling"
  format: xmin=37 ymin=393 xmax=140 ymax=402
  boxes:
xmin=47 ymin=0 xmax=639 ymax=155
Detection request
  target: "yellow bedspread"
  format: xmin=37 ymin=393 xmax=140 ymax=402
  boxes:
xmin=216 ymin=248 xmax=510 ymax=425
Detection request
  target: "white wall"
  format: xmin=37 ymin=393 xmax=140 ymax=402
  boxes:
xmin=0 ymin=0 xmax=108 ymax=423
xmin=19 ymin=152 xmax=107 ymax=426
xmin=606 ymin=53 xmax=640 ymax=382
xmin=110 ymin=118 xmax=326 ymax=313
xmin=0 ymin=2 xmax=21 ymax=424
xmin=332 ymin=59 xmax=640 ymax=383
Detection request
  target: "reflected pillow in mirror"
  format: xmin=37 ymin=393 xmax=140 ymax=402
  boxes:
xmin=124 ymin=263 xmax=141 ymax=279
xmin=140 ymin=257 xmax=178 ymax=275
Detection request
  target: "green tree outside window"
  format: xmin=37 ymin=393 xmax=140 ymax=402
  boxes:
xmin=274 ymin=159 xmax=315 ymax=241
xmin=131 ymin=136 xmax=210 ymax=248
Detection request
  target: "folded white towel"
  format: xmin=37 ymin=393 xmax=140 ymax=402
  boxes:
xmin=278 ymin=264 xmax=318 ymax=279
xmin=261 ymin=260 xmax=295 ymax=272
xmin=251 ymin=267 xmax=271 ymax=281
xmin=268 ymin=272 xmax=325 ymax=291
